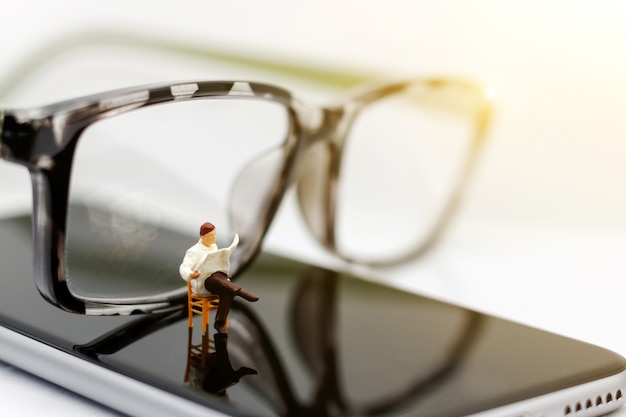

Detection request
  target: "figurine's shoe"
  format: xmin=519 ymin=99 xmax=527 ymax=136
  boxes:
xmin=237 ymin=288 xmax=260 ymax=302
xmin=214 ymin=320 xmax=228 ymax=334
xmin=235 ymin=367 xmax=258 ymax=378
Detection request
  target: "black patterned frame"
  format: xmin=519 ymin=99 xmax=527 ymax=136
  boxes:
xmin=0 ymin=78 xmax=490 ymax=315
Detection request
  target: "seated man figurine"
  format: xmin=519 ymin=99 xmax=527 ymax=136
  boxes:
xmin=180 ymin=222 xmax=259 ymax=334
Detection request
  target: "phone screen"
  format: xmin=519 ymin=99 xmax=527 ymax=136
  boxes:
xmin=0 ymin=213 xmax=624 ymax=417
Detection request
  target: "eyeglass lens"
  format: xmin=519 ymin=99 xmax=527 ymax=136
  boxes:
xmin=297 ymin=85 xmax=479 ymax=263
xmin=336 ymin=88 xmax=476 ymax=262
xmin=65 ymin=98 xmax=289 ymax=299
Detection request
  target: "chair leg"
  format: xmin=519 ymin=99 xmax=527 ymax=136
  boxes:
xmin=187 ymin=282 xmax=194 ymax=328
xmin=202 ymin=298 xmax=209 ymax=333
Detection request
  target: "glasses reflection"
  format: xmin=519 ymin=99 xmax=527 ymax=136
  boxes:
xmin=73 ymin=263 xmax=483 ymax=417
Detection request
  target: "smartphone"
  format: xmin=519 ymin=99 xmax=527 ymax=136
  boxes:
xmin=0 ymin=211 xmax=624 ymax=417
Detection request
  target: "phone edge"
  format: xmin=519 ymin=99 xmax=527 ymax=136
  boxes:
xmin=1 ymin=322 xmax=625 ymax=417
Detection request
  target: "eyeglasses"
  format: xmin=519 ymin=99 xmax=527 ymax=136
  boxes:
xmin=0 ymin=77 xmax=490 ymax=316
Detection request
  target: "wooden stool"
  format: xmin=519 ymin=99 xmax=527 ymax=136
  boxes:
xmin=187 ymin=282 xmax=226 ymax=333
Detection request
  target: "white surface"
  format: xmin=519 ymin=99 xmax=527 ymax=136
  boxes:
xmin=1 ymin=1 xmax=626 ymax=416
xmin=0 ymin=361 xmax=119 ymax=416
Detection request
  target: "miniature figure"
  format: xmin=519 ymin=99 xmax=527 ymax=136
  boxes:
xmin=180 ymin=222 xmax=259 ymax=334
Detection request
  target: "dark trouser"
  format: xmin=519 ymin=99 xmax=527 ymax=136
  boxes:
xmin=204 ymin=271 xmax=259 ymax=333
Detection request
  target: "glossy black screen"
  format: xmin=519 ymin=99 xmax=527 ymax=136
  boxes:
xmin=0 ymin=214 xmax=624 ymax=417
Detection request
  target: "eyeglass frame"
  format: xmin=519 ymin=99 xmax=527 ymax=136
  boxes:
xmin=0 ymin=78 xmax=490 ymax=316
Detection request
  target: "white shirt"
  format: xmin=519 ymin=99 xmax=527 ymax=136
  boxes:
xmin=179 ymin=234 xmax=239 ymax=296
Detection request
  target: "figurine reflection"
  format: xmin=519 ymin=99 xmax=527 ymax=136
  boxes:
xmin=185 ymin=330 xmax=257 ymax=396
xmin=179 ymin=222 xmax=259 ymax=334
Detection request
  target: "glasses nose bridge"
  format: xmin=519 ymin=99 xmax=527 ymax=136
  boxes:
xmin=298 ymin=105 xmax=346 ymax=150
xmin=292 ymin=104 xmax=350 ymax=252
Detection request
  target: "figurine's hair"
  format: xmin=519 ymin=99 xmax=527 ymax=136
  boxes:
xmin=199 ymin=222 xmax=216 ymax=236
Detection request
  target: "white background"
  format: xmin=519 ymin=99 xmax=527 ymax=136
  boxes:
xmin=1 ymin=1 xmax=626 ymax=415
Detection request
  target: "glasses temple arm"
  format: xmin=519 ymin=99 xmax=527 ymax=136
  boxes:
xmin=0 ymin=30 xmax=374 ymax=100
